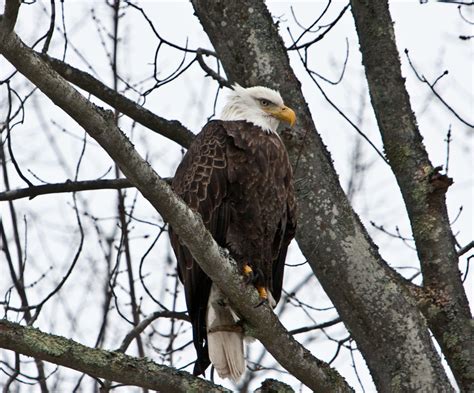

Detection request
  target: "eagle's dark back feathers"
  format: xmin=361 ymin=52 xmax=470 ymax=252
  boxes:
xmin=169 ymin=120 xmax=296 ymax=376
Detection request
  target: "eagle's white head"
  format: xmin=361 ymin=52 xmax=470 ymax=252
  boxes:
xmin=220 ymin=84 xmax=296 ymax=134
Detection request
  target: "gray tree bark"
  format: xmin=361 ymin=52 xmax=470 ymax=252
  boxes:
xmin=349 ymin=2 xmax=473 ymax=390
xmin=0 ymin=319 xmax=230 ymax=393
xmin=190 ymin=0 xmax=466 ymax=391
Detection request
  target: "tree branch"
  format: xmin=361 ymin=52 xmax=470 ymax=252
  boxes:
xmin=0 ymin=178 xmax=174 ymax=201
xmin=0 ymin=26 xmax=352 ymax=393
xmin=287 ymin=3 xmax=350 ymax=50
xmin=289 ymin=317 xmax=342 ymax=335
xmin=2 ymin=0 xmax=20 ymax=32
xmin=196 ymin=48 xmax=231 ymax=88
xmin=0 ymin=319 xmax=229 ymax=393
xmin=117 ymin=311 xmax=189 ymax=353
xmin=0 ymin=178 xmax=133 ymax=201
xmin=40 ymin=53 xmax=195 ymax=148
xmin=404 ymin=51 xmax=473 ymax=128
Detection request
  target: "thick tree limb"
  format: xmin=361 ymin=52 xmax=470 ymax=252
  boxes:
xmin=190 ymin=1 xmax=454 ymax=391
xmin=41 ymin=54 xmax=195 ymax=148
xmin=350 ymin=1 xmax=473 ymax=390
xmin=0 ymin=319 xmax=229 ymax=393
xmin=0 ymin=24 xmax=352 ymax=393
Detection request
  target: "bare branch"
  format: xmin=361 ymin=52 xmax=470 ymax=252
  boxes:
xmin=438 ymin=0 xmax=474 ymax=5
xmin=117 ymin=311 xmax=189 ymax=354
xmin=458 ymin=241 xmax=474 ymax=257
xmin=0 ymin=319 xmax=230 ymax=393
xmin=1 ymin=0 xmax=21 ymax=32
xmin=289 ymin=317 xmax=342 ymax=335
xmin=287 ymin=3 xmax=350 ymax=50
xmin=0 ymin=179 xmax=133 ymax=201
xmin=41 ymin=0 xmax=55 ymax=54
xmin=40 ymin=54 xmax=195 ymax=148
xmin=196 ymin=48 xmax=231 ymax=88
xmin=404 ymin=50 xmax=473 ymax=128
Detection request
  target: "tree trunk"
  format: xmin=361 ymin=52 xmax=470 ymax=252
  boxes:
xmin=350 ymin=1 xmax=473 ymax=390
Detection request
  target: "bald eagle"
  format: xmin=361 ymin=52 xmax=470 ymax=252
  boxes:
xmin=169 ymin=84 xmax=297 ymax=381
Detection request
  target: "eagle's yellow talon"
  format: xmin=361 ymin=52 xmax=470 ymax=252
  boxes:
xmin=257 ymin=286 xmax=268 ymax=300
xmin=243 ymin=264 xmax=253 ymax=276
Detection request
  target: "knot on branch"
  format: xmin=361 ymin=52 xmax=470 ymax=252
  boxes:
xmin=428 ymin=166 xmax=453 ymax=194
xmin=255 ymin=378 xmax=294 ymax=393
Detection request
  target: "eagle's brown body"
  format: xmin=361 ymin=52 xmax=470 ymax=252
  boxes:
xmin=169 ymin=119 xmax=296 ymax=377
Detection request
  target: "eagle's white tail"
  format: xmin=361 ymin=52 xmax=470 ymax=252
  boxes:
xmin=206 ymin=284 xmax=245 ymax=382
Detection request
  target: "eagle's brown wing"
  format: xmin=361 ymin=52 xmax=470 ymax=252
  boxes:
xmin=168 ymin=120 xmax=230 ymax=376
xmin=271 ymin=178 xmax=297 ymax=304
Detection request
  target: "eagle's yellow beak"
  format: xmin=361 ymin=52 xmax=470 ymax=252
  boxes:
xmin=268 ymin=105 xmax=296 ymax=127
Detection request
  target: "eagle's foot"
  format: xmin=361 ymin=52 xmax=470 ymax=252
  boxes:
xmin=243 ymin=265 xmax=266 ymax=287
xmin=243 ymin=264 xmax=255 ymax=285
xmin=254 ymin=286 xmax=269 ymax=308
xmin=243 ymin=264 xmax=253 ymax=276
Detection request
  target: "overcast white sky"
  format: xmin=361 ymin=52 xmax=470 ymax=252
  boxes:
xmin=1 ymin=1 xmax=472 ymax=392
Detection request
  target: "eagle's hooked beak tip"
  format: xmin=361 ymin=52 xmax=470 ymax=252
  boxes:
xmin=277 ymin=105 xmax=296 ymax=127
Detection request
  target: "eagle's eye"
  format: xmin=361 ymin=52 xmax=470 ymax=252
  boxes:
xmin=260 ymin=99 xmax=270 ymax=107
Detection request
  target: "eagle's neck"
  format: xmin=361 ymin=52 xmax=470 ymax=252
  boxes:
xmin=221 ymin=101 xmax=279 ymax=134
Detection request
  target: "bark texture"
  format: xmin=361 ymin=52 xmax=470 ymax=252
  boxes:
xmin=190 ymin=0 xmax=455 ymax=391
xmin=350 ymin=1 xmax=473 ymax=390
xmin=0 ymin=319 xmax=229 ymax=393
xmin=0 ymin=22 xmax=351 ymax=393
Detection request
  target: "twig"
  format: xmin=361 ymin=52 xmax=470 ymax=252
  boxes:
xmin=405 ymin=49 xmax=473 ymax=128
xmin=290 ymin=1 xmax=332 ymax=43
xmin=445 ymin=125 xmax=452 ymax=175
xmin=438 ymin=0 xmax=474 ymax=5
xmin=288 ymin=3 xmax=350 ymax=50
xmin=117 ymin=311 xmax=189 ymax=353
xmin=462 ymin=255 xmax=472 ymax=283
xmin=41 ymin=54 xmax=195 ymax=148
xmin=41 ymin=0 xmax=56 ymax=54
xmin=458 ymin=4 xmax=474 ymax=24
xmin=458 ymin=241 xmax=474 ymax=256
xmin=196 ymin=48 xmax=232 ymax=88
xmin=289 ymin=317 xmax=342 ymax=335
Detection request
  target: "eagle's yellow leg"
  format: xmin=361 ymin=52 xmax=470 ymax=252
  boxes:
xmin=243 ymin=264 xmax=268 ymax=306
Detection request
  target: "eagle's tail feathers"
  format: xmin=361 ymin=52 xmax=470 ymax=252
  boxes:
xmin=208 ymin=330 xmax=245 ymax=382
xmin=207 ymin=284 xmax=245 ymax=382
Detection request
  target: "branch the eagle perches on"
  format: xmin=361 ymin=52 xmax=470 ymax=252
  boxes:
xmin=0 ymin=8 xmax=352 ymax=392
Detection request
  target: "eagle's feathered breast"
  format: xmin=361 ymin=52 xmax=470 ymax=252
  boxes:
xmin=169 ymin=119 xmax=296 ymax=377
xmin=224 ymin=122 xmax=294 ymax=286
